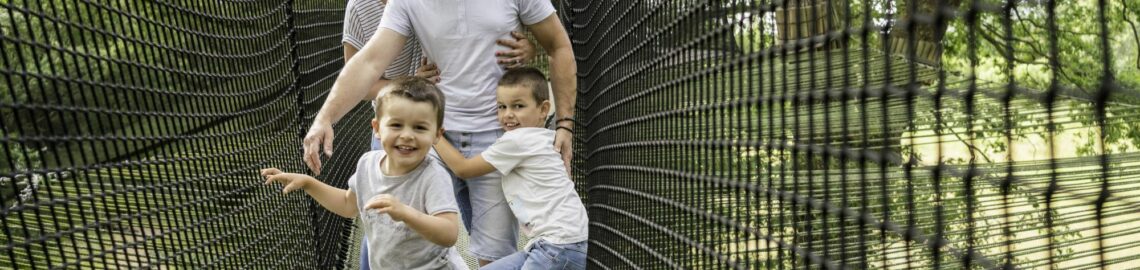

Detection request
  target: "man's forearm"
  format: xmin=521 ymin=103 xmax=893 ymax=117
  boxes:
xmin=343 ymin=45 xmax=392 ymax=108
xmin=550 ymin=46 xmax=577 ymax=123
xmin=314 ymin=60 xmax=383 ymax=126
xmin=365 ymin=78 xmax=393 ymax=101
xmin=315 ymin=29 xmax=408 ymax=125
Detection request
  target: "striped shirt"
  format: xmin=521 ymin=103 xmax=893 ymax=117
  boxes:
xmin=343 ymin=0 xmax=422 ymax=79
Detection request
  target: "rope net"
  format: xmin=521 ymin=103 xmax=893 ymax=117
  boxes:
xmin=1 ymin=0 xmax=354 ymax=268
xmin=569 ymin=0 xmax=1140 ymax=269
xmin=2 ymin=0 xmax=1139 ymax=269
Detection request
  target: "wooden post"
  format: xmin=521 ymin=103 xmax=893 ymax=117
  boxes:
xmin=774 ymin=0 xmax=843 ymax=50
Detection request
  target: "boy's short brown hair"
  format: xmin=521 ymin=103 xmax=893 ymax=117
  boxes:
xmin=499 ymin=67 xmax=549 ymax=103
xmin=374 ymin=76 xmax=446 ymax=128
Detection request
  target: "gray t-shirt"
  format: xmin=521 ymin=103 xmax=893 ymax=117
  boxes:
xmin=347 ymin=151 xmax=463 ymax=269
xmin=379 ymin=0 xmax=556 ymax=132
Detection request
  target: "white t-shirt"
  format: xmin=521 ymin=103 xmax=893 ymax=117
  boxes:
xmin=347 ymin=151 xmax=466 ymax=270
xmin=481 ymin=128 xmax=589 ymax=246
xmin=379 ymin=0 xmax=556 ymax=132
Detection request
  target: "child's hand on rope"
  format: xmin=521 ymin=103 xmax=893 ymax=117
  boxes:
xmin=260 ymin=168 xmax=313 ymax=194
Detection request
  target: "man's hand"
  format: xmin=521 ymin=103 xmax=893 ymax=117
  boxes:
xmin=496 ymin=31 xmax=536 ymax=68
xmin=303 ymin=122 xmax=335 ymax=175
xmin=529 ymin=14 xmax=576 ymax=176
xmin=366 ymin=194 xmax=412 ymax=222
xmin=261 ymin=168 xmax=312 ymax=194
xmin=553 ymin=128 xmax=573 ymax=176
xmin=415 ymin=58 xmax=440 ymax=83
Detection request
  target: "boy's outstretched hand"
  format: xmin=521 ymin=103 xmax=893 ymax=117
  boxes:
xmin=365 ymin=194 xmax=411 ymax=222
xmin=260 ymin=168 xmax=312 ymax=194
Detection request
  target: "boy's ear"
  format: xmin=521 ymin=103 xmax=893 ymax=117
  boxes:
xmin=540 ymin=100 xmax=552 ymax=115
xmin=371 ymin=118 xmax=380 ymax=137
xmin=434 ymin=127 xmax=445 ymax=144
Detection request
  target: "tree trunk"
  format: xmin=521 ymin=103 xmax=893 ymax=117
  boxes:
xmin=889 ymin=0 xmax=962 ymax=66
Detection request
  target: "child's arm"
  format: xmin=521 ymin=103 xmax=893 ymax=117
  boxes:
xmin=433 ymin=138 xmax=497 ymax=179
xmin=365 ymin=195 xmax=459 ymax=247
xmin=261 ymin=168 xmax=358 ymax=218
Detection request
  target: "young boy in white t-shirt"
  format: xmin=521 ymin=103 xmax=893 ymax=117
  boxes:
xmin=262 ymin=77 xmax=467 ymax=269
xmin=434 ymin=68 xmax=588 ymax=270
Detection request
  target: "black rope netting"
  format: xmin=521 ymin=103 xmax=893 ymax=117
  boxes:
xmin=3 ymin=0 xmax=1139 ymax=269
xmin=570 ymin=0 xmax=1140 ymax=269
xmin=1 ymin=1 xmax=355 ymax=268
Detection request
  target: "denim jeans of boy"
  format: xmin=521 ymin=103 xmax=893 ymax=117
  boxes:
xmin=481 ymin=239 xmax=587 ymax=270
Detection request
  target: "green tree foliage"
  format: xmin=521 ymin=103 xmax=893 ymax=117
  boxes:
xmin=942 ymin=0 xmax=1140 ymax=96
xmin=2 ymin=1 xmax=294 ymax=171
xmin=707 ymin=0 xmax=1137 ymax=268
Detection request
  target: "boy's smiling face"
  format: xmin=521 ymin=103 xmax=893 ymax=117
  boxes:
xmin=371 ymin=96 xmax=442 ymax=175
xmin=496 ymin=85 xmax=550 ymax=131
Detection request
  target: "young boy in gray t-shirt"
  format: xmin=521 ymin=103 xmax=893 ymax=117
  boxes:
xmin=262 ymin=77 xmax=465 ymax=269
xmin=347 ymin=147 xmax=464 ymax=269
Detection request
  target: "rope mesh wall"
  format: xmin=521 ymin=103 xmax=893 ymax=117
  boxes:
xmin=570 ymin=0 xmax=1140 ymax=269
xmin=0 ymin=0 xmax=354 ymax=268
xmin=4 ymin=0 xmax=1140 ymax=269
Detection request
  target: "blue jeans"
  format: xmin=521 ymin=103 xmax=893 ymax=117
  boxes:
xmin=481 ymin=239 xmax=587 ymax=270
xmin=361 ymin=137 xmax=383 ymax=270
xmin=360 ymin=238 xmax=371 ymax=270
xmin=443 ymin=129 xmax=518 ymax=261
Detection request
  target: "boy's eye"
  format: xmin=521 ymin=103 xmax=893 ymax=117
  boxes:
xmin=497 ymin=104 xmax=506 ymax=110
xmin=415 ymin=125 xmax=429 ymax=131
xmin=513 ymin=104 xmax=525 ymax=109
